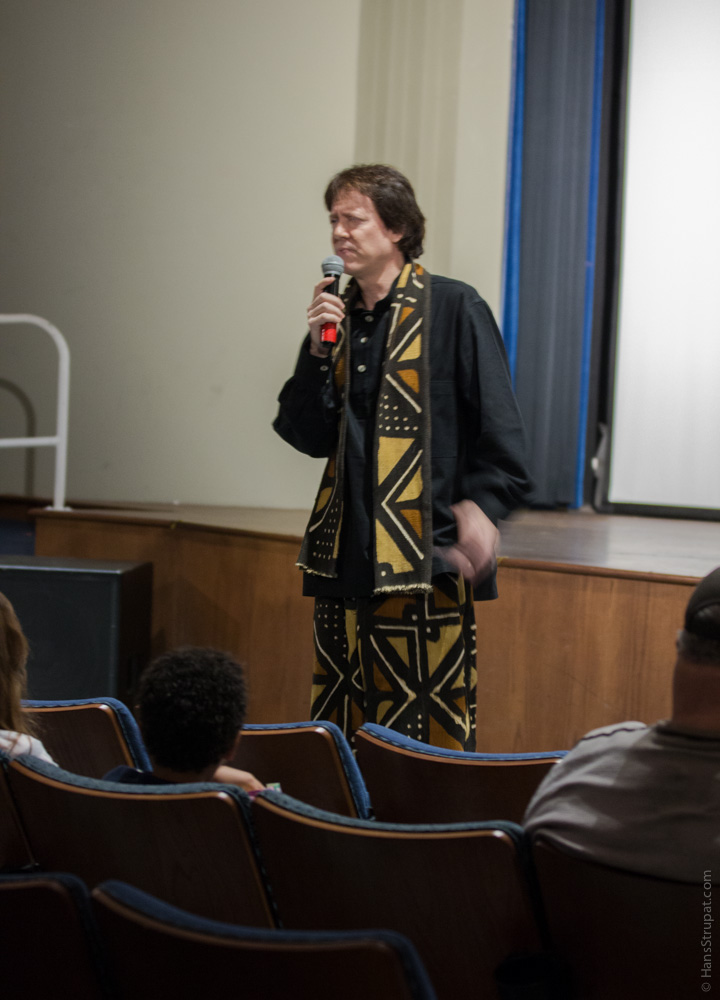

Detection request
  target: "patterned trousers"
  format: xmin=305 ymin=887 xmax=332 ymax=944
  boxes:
xmin=310 ymin=574 xmax=477 ymax=751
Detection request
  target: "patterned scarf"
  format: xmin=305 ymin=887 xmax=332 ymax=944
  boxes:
xmin=297 ymin=261 xmax=433 ymax=595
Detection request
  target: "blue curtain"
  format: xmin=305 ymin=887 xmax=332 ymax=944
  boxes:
xmin=501 ymin=0 xmax=606 ymax=508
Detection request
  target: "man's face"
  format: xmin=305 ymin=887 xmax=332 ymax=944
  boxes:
xmin=329 ymin=188 xmax=403 ymax=282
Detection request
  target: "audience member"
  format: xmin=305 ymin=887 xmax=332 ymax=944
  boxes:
xmin=523 ymin=566 xmax=720 ymax=881
xmin=0 ymin=590 xmax=56 ymax=764
xmin=104 ymin=646 xmax=263 ymax=792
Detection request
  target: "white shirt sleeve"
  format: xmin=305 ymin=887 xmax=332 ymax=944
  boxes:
xmin=0 ymin=730 xmax=57 ymax=765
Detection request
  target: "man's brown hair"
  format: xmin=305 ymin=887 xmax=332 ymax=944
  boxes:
xmin=324 ymin=163 xmax=426 ymax=259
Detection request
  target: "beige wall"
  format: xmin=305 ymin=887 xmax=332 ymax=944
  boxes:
xmin=355 ymin=0 xmax=513 ymax=307
xmin=0 ymin=0 xmax=513 ymax=509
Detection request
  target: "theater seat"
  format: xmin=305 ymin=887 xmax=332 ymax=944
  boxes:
xmin=355 ymin=722 xmax=565 ymax=823
xmin=250 ymin=789 xmax=546 ymax=1000
xmin=0 ymin=751 xmax=34 ymax=870
xmin=532 ymin=835 xmax=714 ymax=998
xmin=0 ymin=871 xmax=110 ymax=997
xmin=5 ymin=752 xmax=276 ymax=926
xmin=23 ymin=697 xmax=151 ymax=777
xmin=231 ymin=720 xmax=371 ymax=817
xmin=92 ymin=878 xmax=438 ymax=1000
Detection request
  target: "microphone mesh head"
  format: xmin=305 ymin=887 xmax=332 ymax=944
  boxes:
xmin=321 ymin=255 xmax=344 ymax=277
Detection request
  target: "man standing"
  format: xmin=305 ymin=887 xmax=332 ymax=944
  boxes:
xmin=274 ymin=164 xmax=530 ymax=750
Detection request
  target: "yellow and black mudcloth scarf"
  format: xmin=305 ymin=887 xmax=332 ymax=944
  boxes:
xmin=297 ymin=261 xmax=434 ymax=595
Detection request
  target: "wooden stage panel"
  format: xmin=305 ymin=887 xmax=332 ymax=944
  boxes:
xmin=476 ymin=566 xmax=692 ymax=752
xmin=34 ymin=511 xmax=314 ymax=724
xmin=32 ymin=504 xmax=717 ymax=751
xmin=172 ymin=530 xmax=312 ymax=722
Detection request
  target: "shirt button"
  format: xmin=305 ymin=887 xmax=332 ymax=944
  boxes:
xmin=364 ymin=314 xmax=373 ymax=323
xmin=357 ymin=364 xmax=367 ymax=373
xmin=360 ymin=336 xmax=368 ymax=344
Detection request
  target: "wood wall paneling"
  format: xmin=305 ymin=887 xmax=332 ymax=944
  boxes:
xmin=34 ymin=514 xmax=314 ymax=723
xmin=172 ymin=530 xmax=313 ymax=722
xmin=34 ymin=508 xmax=700 ymax=751
xmin=476 ymin=566 xmax=692 ymax=752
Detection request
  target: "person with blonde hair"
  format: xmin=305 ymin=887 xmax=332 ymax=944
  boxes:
xmin=0 ymin=591 xmax=55 ymax=763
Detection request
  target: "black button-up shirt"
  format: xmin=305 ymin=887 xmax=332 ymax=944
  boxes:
xmin=274 ymin=274 xmax=532 ymax=599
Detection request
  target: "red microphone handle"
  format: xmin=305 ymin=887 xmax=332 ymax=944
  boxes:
xmin=320 ymin=273 xmax=341 ymax=346
xmin=320 ymin=321 xmax=338 ymax=345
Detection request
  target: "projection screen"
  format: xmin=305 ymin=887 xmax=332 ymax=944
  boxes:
xmin=606 ymin=0 xmax=720 ymax=515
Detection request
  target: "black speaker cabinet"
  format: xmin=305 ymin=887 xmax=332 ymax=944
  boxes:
xmin=0 ymin=555 xmax=153 ymax=704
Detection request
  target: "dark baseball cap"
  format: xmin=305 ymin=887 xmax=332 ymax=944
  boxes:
xmin=685 ymin=567 xmax=720 ymax=639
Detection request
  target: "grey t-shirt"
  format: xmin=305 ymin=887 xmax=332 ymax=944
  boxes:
xmin=523 ymin=719 xmax=720 ymax=882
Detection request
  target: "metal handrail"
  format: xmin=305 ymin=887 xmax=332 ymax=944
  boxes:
xmin=0 ymin=314 xmax=71 ymax=510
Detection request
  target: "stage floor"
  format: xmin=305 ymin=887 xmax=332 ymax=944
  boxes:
xmin=498 ymin=506 xmax=720 ymax=581
xmin=32 ymin=501 xmax=720 ymax=583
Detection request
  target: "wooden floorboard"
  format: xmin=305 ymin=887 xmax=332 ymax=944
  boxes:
xmin=499 ymin=506 xmax=720 ymax=581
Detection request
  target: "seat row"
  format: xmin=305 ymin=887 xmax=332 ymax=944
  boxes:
xmin=4 ymin=700 xmax=702 ymax=999
xmin=1 ymin=870 xmax=437 ymax=999
xmin=22 ymin=696 xmax=566 ymax=821
xmin=1 ymin=746 xmax=548 ymax=999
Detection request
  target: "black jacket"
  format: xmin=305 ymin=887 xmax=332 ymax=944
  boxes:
xmin=274 ymin=274 xmax=532 ymax=599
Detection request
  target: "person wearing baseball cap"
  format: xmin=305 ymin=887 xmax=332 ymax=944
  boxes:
xmin=523 ymin=567 xmax=720 ymax=881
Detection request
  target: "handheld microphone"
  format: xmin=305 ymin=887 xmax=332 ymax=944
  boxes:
xmin=320 ymin=255 xmax=344 ymax=346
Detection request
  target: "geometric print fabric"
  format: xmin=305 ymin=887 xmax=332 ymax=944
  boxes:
xmin=311 ymin=574 xmax=477 ymax=751
xmin=297 ymin=261 xmax=434 ymax=594
xmin=372 ymin=262 xmax=433 ymax=593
